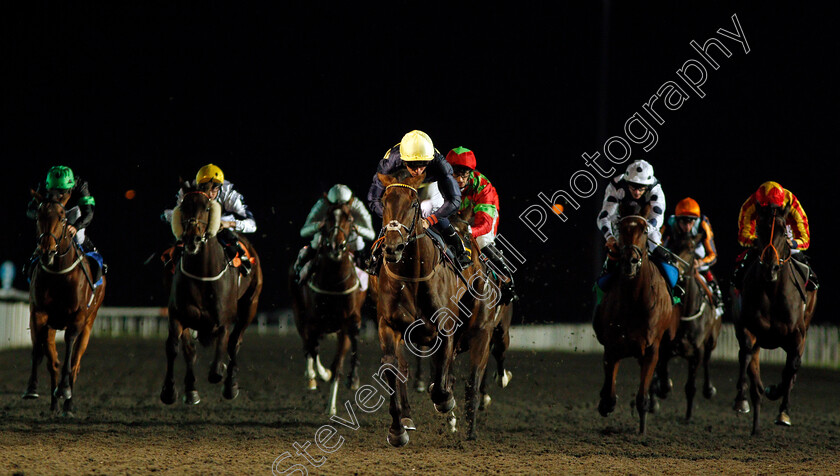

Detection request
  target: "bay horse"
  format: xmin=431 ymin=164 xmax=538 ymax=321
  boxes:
xmin=652 ymin=228 xmax=721 ymax=421
xmin=24 ymin=191 xmax=106 ymax=416
xmin=289 ymin=201 xmax=366 ymax=416
xmin=160 ymin=186 xmax=263 ymax=405
xmin=593 ymin=203 xmax=679 ymax=434
xmin=375 ymin=170 xmax=475 ymax=446
xmin=732 ymin=203 xmax=817 ymax=435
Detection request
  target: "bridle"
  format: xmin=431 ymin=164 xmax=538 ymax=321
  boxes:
xmin=373 ymin=183 xmax=424 ymax=252
xmin=181 ymin=191 xmax=213 ymax=246
xmin=36 ymin=200 xmax=79 ymax=272
xmin=758 ymin=208 xmax=792 ymax=268
xmin=618 ymin=215 xmax=647 ymax=277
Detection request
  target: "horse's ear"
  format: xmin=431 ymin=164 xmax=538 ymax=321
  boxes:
xmin=406 ymin=172 xmax=426 ymax=188
xmin=617 ymin=202 xmax=631 ymax=218
xmin=179 ymin=177 xmax=194 ymax=193
xmin=31 ymin=189 xmax=43 ymax=203
xmin=640 ymin=203 xmax=652 ymax=219
xmin=378 ymin=173 xmax=396 ymax=187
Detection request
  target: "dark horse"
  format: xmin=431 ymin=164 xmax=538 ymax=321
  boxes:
xmin=593 ymin=204 xmax=678 ymax=434
xmin=290 ymin=201 xmax=366 ymax=416
xmin=160 ymin=187 xmax=263 ymax=405
xmin=24 ymin=191 xmax=106 ymax=416
xmin=375 ymin=170 xmax=482 ymax=446
xmin=653 ymin=228 xmax=721 ymax=421
xmin=732 ymin=203 xmax=817 ymax=435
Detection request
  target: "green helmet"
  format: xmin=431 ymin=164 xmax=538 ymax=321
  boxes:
xmin=46 ymin=166 xmax=76 ymax=190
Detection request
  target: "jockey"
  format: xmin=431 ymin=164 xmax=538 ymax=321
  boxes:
xmin=293 ymin=184 xmax=376 ymax=284
xmin=25 ymin=165 xmax=106 ymax=278
xmin=367 ymin=130 xmax=471 ymax=270
xmin=163 ymin=164 xmax=255 ymax=275
xmin=446 ymin=146 xmax=517 ymax=303
xmin=732 ymin=181 xmax=817 ymax=290
xmin=596 ymin=159 xmax=680 ymax=299
xmin=661 ymin=197 xmax=724 ymax=316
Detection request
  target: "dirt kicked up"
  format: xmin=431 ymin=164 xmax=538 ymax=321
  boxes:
xmin=1 ymin=334 xmax=839 ymax=475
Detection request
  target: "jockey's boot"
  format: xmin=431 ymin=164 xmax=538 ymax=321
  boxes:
xmin=293 ymin=246 xmax=316 ymax=284
xmin=704 ymin=271 xmax=725 ymax=317
xmin=650 ymin=245 xmax=683 ymax=301
xmin=80 ymin=236 xmax=108 ymax=275
xmin=791 ymin=252 xmax=819 ymax=291
xmin=441 ymin=224 xmax=472 ymax=271
xmin=482 ymin=243 xmax=518 ymax=304
xmin=22 ymin=252 xmax=39 ymax=280
xmin=218 ymin=229 xmax=251 ymax=276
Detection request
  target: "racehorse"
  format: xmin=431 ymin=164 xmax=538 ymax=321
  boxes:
xmin=652 ymin=229 xmax=721 ymax=421
xmin=23 ymin=191 xmax=106 ymax=416
xmin=593 ymin=203 xmax=679 ymax=434
xmin=289 ymin=201 xmax=366 ymax=416
xmin=375 ymin=169 xmax=470 ymax=446
xmin=160 ymin=185 xmax=263 ymax=405
xmin=732 ymin=202 xmax=817 ymax=435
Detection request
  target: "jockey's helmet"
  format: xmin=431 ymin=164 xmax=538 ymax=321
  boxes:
xmin=446 ymin=147 xmax=477 ymax=175
xmin=327 ymin=184 xmax=353 ymax=204
xmin=46 ymin=166 xmax=75 ymax=191
xmin=623 ymin=160 xmax=656 ymax=186
xmin=754 ymin=181 xmax=785 ymax=207
xmin=399 ymin=130 xmax=435 ymax=163
xmin=675 ymin=197 xmax=701 ymax=218
xmin=196 ymin=164 xmax=224 ymax=186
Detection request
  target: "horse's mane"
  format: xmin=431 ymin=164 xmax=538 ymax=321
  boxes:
xmin=390 ymin=167 xmax=414 ymax=182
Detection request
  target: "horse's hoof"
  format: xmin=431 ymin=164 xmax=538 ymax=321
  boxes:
xmin=307 ymin=379 xmax=318 ymax=391
xmin=160 ymin=387 xmax=178 ymax=405
xmin=22 ymin=390 xmax=39 ymax=400
xmin=414 ymin=380 xmax=427 ymax=393
xmin=319 ymin=369 xmax=333 ymax=383
xmin=479 ymin=394 xmax=492 ymax=410
xmin=208 ymin=363 xmax=226 ymax=384
xmin=496 ymin=370 xmax=513 ymax=388
xmin=703 ymin=385 xmax=717 ymax=399
xmin=387 ymin=428 xmax=409 ymax=448
xmin=62 ymin=411 xmax=75 ymax=418
xmin=649 ymin=397 xmax=660 ymax=414
xmin=434 ymin=395 xmax=456 ymax=414
xmin=183 ymin=390 xmax=201 ymax=405
xmin=223 ymin=385 xmax=240 ymax=400
xmin=401 ymin=417 xmax=416 ymax=431
xmin=775 ymin=411 xmax=792 ymax=427
xmin=54 ymin=386 xmax=72 ymax=400
xmin=733 ymin=399 xmax=750 ymax=414
xmin=347 ymin=376 xmax=360 ymax=391
xmin=598 ymin=398 xmax=616 ymax=417
xmin=446 ymin=411 xmax=458 ymax=433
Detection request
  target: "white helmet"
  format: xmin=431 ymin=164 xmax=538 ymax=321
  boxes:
xmin=327 ymin=184 xmax=353 ymax=204
xmin=623 ymin=160 xmax=656 ymax=186
xmin=399 ymin=130 xmax=435 ymax=162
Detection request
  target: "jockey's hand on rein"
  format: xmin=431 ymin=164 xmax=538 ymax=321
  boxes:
xmin=421 ymin=218 xmax=431 ymax=231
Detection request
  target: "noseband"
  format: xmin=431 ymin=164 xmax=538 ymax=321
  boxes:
xmin=377 ymin=183 xmax=423 ymax=248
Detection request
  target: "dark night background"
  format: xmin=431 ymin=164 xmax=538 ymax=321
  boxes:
xmin=2 ymin=3 xmax=837 ymax=324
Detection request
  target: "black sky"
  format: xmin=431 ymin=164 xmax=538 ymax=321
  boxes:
xmin=3 ymin=3 xmax=837 ymax=324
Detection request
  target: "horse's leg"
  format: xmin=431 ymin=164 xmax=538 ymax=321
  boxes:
xmin=181 ymin=331 xmax=200 ymax=405
xmin=303 ymin=331 xmax=321 ymax=391
xmin=770 ymin=344 xmax=802 ymax=427
xmin=327 ymin=331 xmax=351 ymax=416
xmin=346 ymin=319 xmax=361 ymax=391
xmin=45 ymin=329 xmax=59 ymax=412
xmin=747 ymin=348 xmax=763 ymax=436
xmin=636 ymin=344 xmax=660 ymax=435
xmin=598 ymin=350 xmax=620 ymax=417
xmin=397 ymin=342 xmax=415 ymax=431
xmin=56 ymin=323 xmax=79 ymax=404
xmin=493 ymin=323 xmax=513 ymax=389
xmin=223 ymin=322 xmax=245 ymax=400
xmin=702 ymin=336 xmax=718 ymax=399
xmin=23 ymin=314 xmax=48 ymax=399
xmin=733 ymin=329 xmax=754 ymax=414
xmin=466 ymin=329 xmax=492 ymax=441
xmin=63 ymin=319 xmax=94 ymax=415
xmin=429 ymin=334 xmax=456 ymax=414
xmin=379 ymin=323 xmax=408 ymax=447
xmin=414 ymin=352 xmax=426 ymax=393
xmin=160 ymin=319 xmax=183 ymax=404
xmin=208 ymin=326 xmax=230 ymax=384
xmin=684 ymin=351 xmax=701 ymax=421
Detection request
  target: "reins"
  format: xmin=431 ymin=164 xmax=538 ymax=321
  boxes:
xmin=759 ymin=208 xmax=792 ymax=268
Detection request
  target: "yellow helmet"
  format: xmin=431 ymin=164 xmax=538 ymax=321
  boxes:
xmin=399 ymin=130 xmax=435 ymax=162
xmin=196 ymin=164 xmax=224 ymax=185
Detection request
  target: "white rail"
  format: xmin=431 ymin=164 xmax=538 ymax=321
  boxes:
xmin=2 ymin=304 xmax=837 ymax=368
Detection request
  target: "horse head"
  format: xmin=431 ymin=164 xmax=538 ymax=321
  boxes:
xmin=671 ymin=219 xmax=700 ymax=275
xmin=172 ymin=184 xmax=221 ymax=255
xmin=33 ymin=191 xmax=71 ymax=267
xmin=616 ymin=203 xmax=650 ymax=278
xmin=320 ymin=202 xmax=355 ymax=262
xmin=755 ymin=203 xmax=792 ymax=283
xmin=378 ymin=169 xmax=425 ymax=263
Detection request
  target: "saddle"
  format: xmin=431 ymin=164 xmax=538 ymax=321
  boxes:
xmin=425 ymin=227 xmax=472 ymax=282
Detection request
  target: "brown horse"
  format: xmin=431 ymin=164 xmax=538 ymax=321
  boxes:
xmin=160 ymin=187 xmax=263 ymax=405
xmin=653 ymin=229 xmax=721 ymax=421
xmin=593 ymin=204 xmax=678 ymax=434
xmin=375 ymin=170 xmax=468 ymax=446
xmin=290 ymin=201 xmax=366 ymax=416
xmin=732 ymin=203 xmax=817 ymax=435
xmin=23 ymin=192 xmax=106 ymax=416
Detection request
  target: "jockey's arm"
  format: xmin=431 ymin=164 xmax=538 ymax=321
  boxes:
xmin=596 ymin=182 xmax=620 ymax=241
xmin=699 ymin=217 xmax=718 ymax=267
xmin=300 ymin=199 xmax=328 ymax=238
xmin=221 ymin=188 xmax=256 ymax=233
xmin=366 ymin=147 xmax=401 ymax=218
xmin=645 ymin=183 xmax=665 ymax=247
xmin=737 ymin=196 xmax=758 ymax=247
xmin=470 ymin=181 xmax=499 ymax=237
xmin=428 ymin=158 xmax=461 ymax=222
xmin=786 ymin=192 xmax=810 ymax=250
xmin=350 ymin=198 xmax=376 ymax=242
xmin=72 ymin=181 xmax=95 ymax=230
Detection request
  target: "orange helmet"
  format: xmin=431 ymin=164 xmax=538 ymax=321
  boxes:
xmin=754 ymin=181 xmax=785 ymax=207
xmin=675 ymin=197 xmax=700 ymax=218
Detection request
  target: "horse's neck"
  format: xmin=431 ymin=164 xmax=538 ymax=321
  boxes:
xmin=314 ymin=250 xmax=354 ymax=280
xmin=51 ymin=239 xmax=82 ymax=271
xmin=183 ymin=238 xmax=226 ymax=273
xmin=394 ymin=232 xmax=437 ymax=276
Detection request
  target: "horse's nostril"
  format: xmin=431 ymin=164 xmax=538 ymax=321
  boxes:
xmin=395 ymin=244 xmax=405 ymax=252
